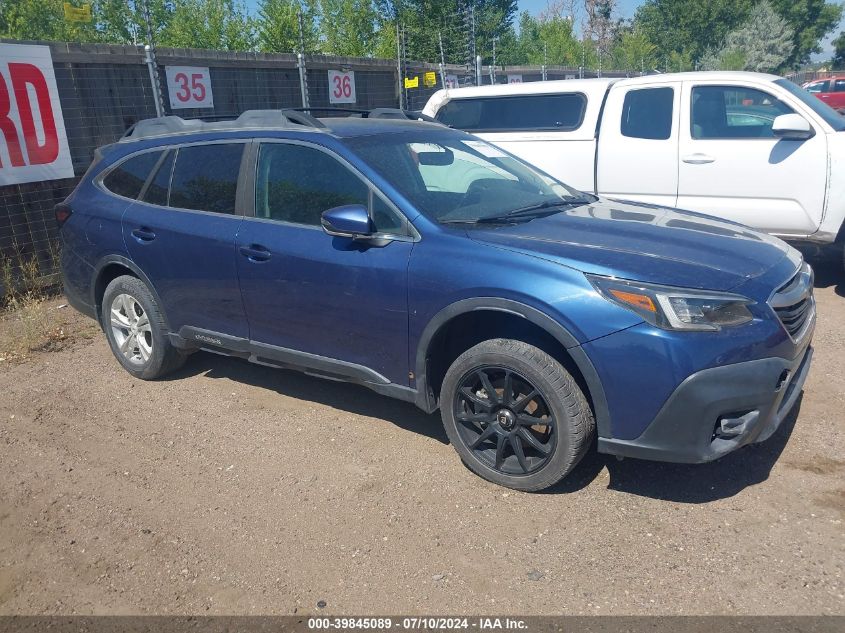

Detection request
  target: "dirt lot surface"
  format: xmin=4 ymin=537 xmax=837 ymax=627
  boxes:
xmin=0 ymin=266 xmax=843 ymax=616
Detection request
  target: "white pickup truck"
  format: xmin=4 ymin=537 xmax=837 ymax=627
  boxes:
xmin=423 ymin=71 xmax=845 ymax=267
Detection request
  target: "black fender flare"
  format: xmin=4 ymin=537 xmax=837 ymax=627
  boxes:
xmin=90 ymin=254 xmax=171 ymax=330
xmin=414 ymin=297 xmax=611 ymax=438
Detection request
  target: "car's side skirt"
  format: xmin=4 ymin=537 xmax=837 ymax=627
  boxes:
xmin=169 ymin=326 xmax=418 ymax=405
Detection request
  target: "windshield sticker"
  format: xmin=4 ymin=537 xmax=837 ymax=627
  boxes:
xmin=462 ymin=140 xmax=508 ymax=158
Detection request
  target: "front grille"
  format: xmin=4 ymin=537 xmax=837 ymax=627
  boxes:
xmin=770 ymin=262 xmax=814 ymax=340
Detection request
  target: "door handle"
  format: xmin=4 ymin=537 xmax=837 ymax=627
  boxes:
xmin=131 ymin=227 xmax=156 ymax=242
xmin=682 ymin=154 xmax=716 ymax=165
xmin=820 ymin=94 xmax=831 ymax=99
xmin=239 ymin=244 xmax=271 ymax=262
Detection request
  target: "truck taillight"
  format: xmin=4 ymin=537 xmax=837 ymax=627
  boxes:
xmin=55 ymin=202 xmax=73 ymax=228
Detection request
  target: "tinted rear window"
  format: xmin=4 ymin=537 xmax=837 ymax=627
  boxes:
xmin=169 ymin=144 xmax=243 ymax=214
xmin=435 ymin=93 xmax=586 ymax=132
xmin=621 ymin=87 xmax=674 ymax=140
xmin=103 ymin=151 xmax=162 ymax=199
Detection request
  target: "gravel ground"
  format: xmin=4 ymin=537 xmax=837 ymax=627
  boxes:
xmin=0 ymin=265 xmax=842 ymax=616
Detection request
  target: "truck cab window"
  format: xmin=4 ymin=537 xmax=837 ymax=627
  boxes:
xmin=691 ymin=86 xmax=793 ymax=139
xmin=620 ymin=87 xmax=674 ymax=140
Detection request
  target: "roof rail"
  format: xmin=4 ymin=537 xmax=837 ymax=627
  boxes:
xmin=120 ymin=109 xmax=326 ymax=142
xmin=289 ymin=107 xmax=441 ymax=124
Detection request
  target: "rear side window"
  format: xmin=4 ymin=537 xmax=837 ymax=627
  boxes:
xmin=103 ymin=151 xmax=163 ymax=199
xmin=435 ymin=93 xmax=586 ymax=132
xmin=834 ymin=79 xmax=845 ymax=92
xmin=169 ymin=144 xmax=243 ymax=214
xmin=621 ymin=87 xmax=674 ymax=140
xmin=142 ymin=150 xmax=174 ymax=206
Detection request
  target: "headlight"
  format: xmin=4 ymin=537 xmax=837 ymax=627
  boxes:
xmin=587 ymin=275 xmax=755 ymax=331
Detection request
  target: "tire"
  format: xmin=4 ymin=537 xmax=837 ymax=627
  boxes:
xmin=100 ymin=275 xmax=186 ymax=380
xmin=440 ymin=338 xmax=595 ymax=492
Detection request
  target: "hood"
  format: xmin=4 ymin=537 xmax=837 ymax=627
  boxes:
xmin=468 ymin=198 xmax=794 ymax=292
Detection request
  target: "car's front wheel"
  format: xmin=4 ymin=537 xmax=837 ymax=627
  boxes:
xmin=101 ymin=275 xmax=186 ymax=380
xmin=440 ymin=339 xmax=595 ymax=491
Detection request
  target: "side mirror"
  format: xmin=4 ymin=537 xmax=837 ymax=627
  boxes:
xmin=772 ymin=113 xmax=813 ymax=140
xmin=321 ymin=204 xmax=373 ymax=239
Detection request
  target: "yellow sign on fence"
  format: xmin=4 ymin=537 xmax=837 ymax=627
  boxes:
xmin=423 ymin=71 xmax=437 ymax=87
xmin=63 ymin=2 xmax=92 ymax=22
xmin=404 ymin=76 xmax=419 ymax=89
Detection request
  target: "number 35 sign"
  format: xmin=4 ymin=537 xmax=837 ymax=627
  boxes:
xmin=165 ymin=66 xmax=213 ymax=109
xmin=328 ymin=70 xmax=356 ymax=104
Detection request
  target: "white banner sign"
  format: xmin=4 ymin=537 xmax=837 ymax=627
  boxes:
xmin=507 ymin=74 xmax=523 ymax=84
xmin=328 ymin=70 xmax=356 ymax=104
xmin=0 ymin=44 xmax=74 ymax=186
xmin=444 ymin=74 xmax=460 ymax=89
xmin=165 ymin=66 xmax=214 ymax=109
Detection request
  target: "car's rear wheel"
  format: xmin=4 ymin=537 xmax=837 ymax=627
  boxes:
xmin=440 ymin=338 xmax=595 ymax=491
xmin=101 ymin=275 xmax=186 ymax=380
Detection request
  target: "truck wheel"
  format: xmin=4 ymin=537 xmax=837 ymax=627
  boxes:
xmin=101 ymin=275 xmax=186 ymax=380
xmin=440 ymin=339 xmax=595 ymax=492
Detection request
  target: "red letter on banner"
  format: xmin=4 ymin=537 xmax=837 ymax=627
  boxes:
xmin=0 ymin=73 xmax=25 ymax=167
xmin=10 ymin=62 xmax=59 ymax=165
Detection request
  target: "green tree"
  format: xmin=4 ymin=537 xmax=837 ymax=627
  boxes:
xmin=832 ymin=31 xmax=845 ymax=69
xmin=0 ymin=0 xmax=98 ymax=42
xmin=257 ymin=0 xmax=319 ymax=53
xmin=376 ymin=0 xmax=518 ymax=65
xmin=768 ymin=0 xmax=842 ymax=69
xmin=611 ymin=27 xmax=657 ymax=73
xmin=496 ymin=8 xmax=580 ymax=66
xmin=159 ymin=0 xmax=256 ymax=51
xmin=726 ymin=2 xmax=793 ymax=72
xmin=319 ymin=0 xmax=379 ymax=56
xmin=634 ymin=0 xmax=753 ymax=67
xmin=536 ymin=8 xmax=580 ymax=65
xmin=635 ymin=0 xmax=840 ymax=71
xmin=699 ymin=47 xmax=747 ymax=71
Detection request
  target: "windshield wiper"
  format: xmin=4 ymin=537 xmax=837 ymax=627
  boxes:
xmin=439 ymin=195 xmax=595 ymax=226
xmin=474 ymin=196 xmax=595 ymax=223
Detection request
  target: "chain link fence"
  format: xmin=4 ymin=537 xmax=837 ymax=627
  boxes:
xmin=0 ymin=39 xmax=641 ymax=292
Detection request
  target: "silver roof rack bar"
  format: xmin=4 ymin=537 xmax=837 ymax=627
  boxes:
xmin=120 ymin=109 xmax=327 ymax=142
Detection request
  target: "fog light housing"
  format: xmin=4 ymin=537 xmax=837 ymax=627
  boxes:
xmin=714 ymin=410 xmax=759 ymax=439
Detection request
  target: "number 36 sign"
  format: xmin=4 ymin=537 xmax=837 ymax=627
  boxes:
xmin=328 ymin=70 xmax=356 ymax=104
xmin=165 ymin=66 xmax=213 ymax=109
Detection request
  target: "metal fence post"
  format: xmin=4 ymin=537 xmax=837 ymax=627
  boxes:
xmin=475 ymin=55 xmax=482 ymax=86
xmin=144 ymin=45 xmax=164 ymax=117
xmin=297 ymin=53 xmax=310 ymax=109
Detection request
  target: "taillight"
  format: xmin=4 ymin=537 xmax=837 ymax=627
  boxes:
xmin=55 ymin=202 xmax=73 ymax=228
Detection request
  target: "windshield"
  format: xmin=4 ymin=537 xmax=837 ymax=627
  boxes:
xmin=775 ymin=78 xmax=845 ymax=131
xmin=346 ymin=131 xmax=593 ymax=224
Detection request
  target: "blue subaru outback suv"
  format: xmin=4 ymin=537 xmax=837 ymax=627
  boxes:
xmin=59 ymin=109 xmax=815 ymax=491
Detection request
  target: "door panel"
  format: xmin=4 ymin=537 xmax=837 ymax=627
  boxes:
xmin=676 ymin=82 xmax=828 ymax=237
xmin=596 ymin=82 xmax=681 ymax=206
xmin=122 ymin=144 xmax=248 ymax=337
xmin=236 ymin=141 xmax=412 ymax=386
xmin=236 ymin=222 xmax=412 ymax=384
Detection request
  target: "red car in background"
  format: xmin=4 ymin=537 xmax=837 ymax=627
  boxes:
xmin=802 ymin=76 xmax=845 ymax=113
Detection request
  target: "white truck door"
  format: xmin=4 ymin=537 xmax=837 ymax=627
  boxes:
xmin=676 ymin=81 xmax=827 ymax=237
xmin=596 ymin=80 xmax=681 ymax=206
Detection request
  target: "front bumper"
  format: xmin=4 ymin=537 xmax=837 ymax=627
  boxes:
xmin=597 ymin=344 xmax=813 ymax=463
